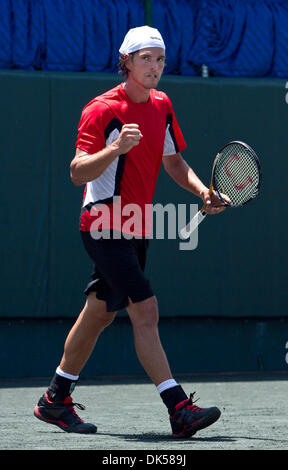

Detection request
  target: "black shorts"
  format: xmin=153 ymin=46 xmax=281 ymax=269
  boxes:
xmin=81 ymin=231 xmax=154 ymax=312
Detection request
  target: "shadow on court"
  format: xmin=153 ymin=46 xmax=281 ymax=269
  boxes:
xmin=97 ymin=431 xmax=283 ymax=446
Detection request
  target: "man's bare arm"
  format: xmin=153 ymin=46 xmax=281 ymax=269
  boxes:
xmin=162 ymin=153 xmax=227 ymax=214
xmin=70 ymin=123 xmax=143 ymax=186
xmin=163 ymin=153 xmax=206 ymax=196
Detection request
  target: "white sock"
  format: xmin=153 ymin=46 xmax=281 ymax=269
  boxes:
xmin=56 ymin=366 xmax=79 ymax=382
xmin=156 ymin=379 xmax=178 ymax=394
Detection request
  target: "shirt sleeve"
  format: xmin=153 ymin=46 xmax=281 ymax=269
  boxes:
xmin=75 ymin=100 xmax=112 ymax=154
xmin=163 ymin=98 xmax=187 ymax=156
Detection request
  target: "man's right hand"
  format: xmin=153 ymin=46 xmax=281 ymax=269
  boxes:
xmin=113 ymin=123 xmax=143 ymax=154
xmin=70 ymin=124 xmax=143 ymax=186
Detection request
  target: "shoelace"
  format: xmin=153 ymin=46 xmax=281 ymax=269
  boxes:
xmin=64 ymin=400 xmax=85 ymax=421
xmin=62 ymin=395 xmax=86 ymax=411
xmin=186 ymin=392 xmax=202 ymax=412
xmin=67 ymin=402 xmax=86 ymax=411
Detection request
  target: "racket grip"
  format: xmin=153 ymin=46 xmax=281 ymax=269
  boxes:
xmin=180 ymin=210 xmax=206 ymax=239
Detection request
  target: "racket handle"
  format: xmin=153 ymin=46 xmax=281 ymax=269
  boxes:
xmin=180 ymin=210 xmax=206 ymax=239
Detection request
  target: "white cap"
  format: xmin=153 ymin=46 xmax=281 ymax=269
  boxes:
xmin=119 ymin=26 xmax=165 ymax=55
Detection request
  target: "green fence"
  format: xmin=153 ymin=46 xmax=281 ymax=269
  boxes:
xmin=1 ymin=70 xmax=287 ymax=320
xmin=1 ymin=70 xmax=288 ymax=378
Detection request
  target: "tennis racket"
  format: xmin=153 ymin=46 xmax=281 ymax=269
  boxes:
xmin=180 ymin=141 xmax=262 ymax=239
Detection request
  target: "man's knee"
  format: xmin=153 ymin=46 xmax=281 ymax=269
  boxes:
xmin=85 ymin=293 xmax=116 ymax=328
xmin=127 ymin=296 xmax=159 ymax=329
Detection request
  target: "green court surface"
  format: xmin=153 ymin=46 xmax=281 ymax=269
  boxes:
xmin=0 ymin=374 xmax=287 ymax=451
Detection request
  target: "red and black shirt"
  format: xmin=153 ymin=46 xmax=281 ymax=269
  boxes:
xmin=76 ymin=83 xmax=186 ymax=236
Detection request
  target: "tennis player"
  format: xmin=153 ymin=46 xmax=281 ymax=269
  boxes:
xmin=34 ymin=26 xmax=225 ymax=437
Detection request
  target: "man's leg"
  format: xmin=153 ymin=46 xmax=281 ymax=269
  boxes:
xmin=126 ymin=295 xmax=173 ymax=385
xmin=126 ymin=295 xmax=221 ymax=438
xmin=47 ymin=293 xmax=116 ymax=399
xmin=126 ymin=295 xmax=187 ymax=411
xmin=59 ymin=293 xmax=116 ymax=376
xmin=34 ymin=293 xmax=116 ymax=433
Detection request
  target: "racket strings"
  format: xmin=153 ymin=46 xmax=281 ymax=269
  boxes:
xmin=214 ymin=143 xmax=261 ymax=207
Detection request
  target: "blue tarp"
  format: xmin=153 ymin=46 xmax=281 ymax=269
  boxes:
xmin=188 ymin=0 xmax=286 ymax=77
xmin=0 ymin=0 xmax=288 ymax=77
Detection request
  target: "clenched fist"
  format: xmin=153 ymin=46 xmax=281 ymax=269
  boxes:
xmin=114 ymin=123 xmax=143 ymax=154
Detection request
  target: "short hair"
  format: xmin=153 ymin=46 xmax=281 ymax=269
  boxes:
xmin=118 ymin=52 xmax=135 ymax=80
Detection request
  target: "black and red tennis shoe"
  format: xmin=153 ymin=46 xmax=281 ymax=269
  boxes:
xmin=34 ymin=392 xmax=97 ymax=434
xmin=170 ymin=392 xmax=221 ymax=438
xmin=34 ymin=391 xmax=219 ymax=437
